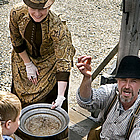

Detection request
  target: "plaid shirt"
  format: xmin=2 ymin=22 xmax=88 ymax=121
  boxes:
xmin=3 ymin=136 xmax=14 ymax=140
xmin=76 ymin=84 xmax=140 ymax=140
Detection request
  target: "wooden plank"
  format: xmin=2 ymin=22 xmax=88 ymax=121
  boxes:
xmin=69 ymin=107 xmax=87 ymax=125
xmin=92 ymin=43 xmax=118 ymax=81
xmin=71 ymin=106 xmax=91 ymax=117
xmin=69 ymin=107 xmax=98 ymax=139
xmin=123 ymin=0 xmax=132 ymax=13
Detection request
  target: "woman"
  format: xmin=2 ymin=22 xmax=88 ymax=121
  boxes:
xmin=9 ymin=0 xmax=75 ymax=112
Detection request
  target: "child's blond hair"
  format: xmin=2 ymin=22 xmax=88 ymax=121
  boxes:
xmin=0 ymin=91 xmax=21 ymax=122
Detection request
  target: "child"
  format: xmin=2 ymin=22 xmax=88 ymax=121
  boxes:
xmin=0 ymin=91 xmax=21 ymax=140
xmin=0 ymin=121 xmax=3 ymax=140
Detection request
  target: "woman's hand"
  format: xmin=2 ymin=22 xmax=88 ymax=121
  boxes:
xmin=76 ymin=55 xmax=92 ymax=78
xmin=51 ymin=95 xmax=66 ymax=109
xmin=19 ymin=50 xmax=39 ymax=85
xmin=25 ymin=61 xmax=39 ymax=85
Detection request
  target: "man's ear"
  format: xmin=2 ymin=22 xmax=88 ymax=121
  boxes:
xmin=5 ymin=120 xmax=11 ymax=130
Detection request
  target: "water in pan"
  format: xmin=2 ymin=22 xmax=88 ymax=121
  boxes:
xmin=24 ymin=114 xmax=61 ymax=136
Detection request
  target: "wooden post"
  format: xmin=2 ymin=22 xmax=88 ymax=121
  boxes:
xmin=118 ymin=0 xmax=140 ymax=65
xmin=92 ymin=43 xmax=118 ymax=81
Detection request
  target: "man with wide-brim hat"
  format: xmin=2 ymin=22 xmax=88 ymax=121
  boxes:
xmin=9 ymin=0 xmax=75 ymax=139
xmin=76 ymin=55 xmax=140 ymax=139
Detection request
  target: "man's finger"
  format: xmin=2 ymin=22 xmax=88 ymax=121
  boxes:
xmin=78 ymin=55 xmax=86 ymax=63
xmin=86 ymin=57 xmax=91 ymax=64
xmin=79 ymin=66 xmax=85 ymax=71
xmin=76 ymin=63 xmax=85 ymax=68
xmin=81 ymin=56 xmax=91 ymax=63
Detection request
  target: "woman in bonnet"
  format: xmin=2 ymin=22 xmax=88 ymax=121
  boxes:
xmin=9 ymin=0 xmax=75 ymax=112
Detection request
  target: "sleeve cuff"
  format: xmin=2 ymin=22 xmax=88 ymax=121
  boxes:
xmin=13 ymin=40 xmax=27 ymax=53
xmin=77 ymin=88 xmax=92 ymax=103
xmin=56 ymin=72 xmax=70 ymax=81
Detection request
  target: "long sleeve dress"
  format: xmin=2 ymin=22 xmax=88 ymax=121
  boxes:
xmin=9 ymin=3 xmax=75 ymax=110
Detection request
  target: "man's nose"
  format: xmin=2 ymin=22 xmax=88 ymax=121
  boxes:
xmin=125 ymin=81 xmax=130 ymax=88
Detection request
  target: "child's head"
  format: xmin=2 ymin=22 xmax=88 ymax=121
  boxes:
xmin=0 ymin=91 xmax=21 ymax=136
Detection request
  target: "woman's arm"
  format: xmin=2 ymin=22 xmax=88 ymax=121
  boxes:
xmin=19 ymin=50 xmax=39 ymax=85
xmin=51 ymin=81 xmax=67 ymax=109
xmin=58 ymin=81 xmax=67 ymax=96
xmin=50 ymin=17 xmax=75 ymax=109
xmin=18 ymin=50 xmax=31 ymax=63
xmin=9 ymin=8 xmax=38 ymax=85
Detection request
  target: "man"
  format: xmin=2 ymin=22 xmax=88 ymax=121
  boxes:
xmin=76 ymin=55 xmax=140 ymax=139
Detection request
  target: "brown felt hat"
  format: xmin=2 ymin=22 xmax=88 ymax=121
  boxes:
xmin=23 ymin=0 xmax=55 ymax=9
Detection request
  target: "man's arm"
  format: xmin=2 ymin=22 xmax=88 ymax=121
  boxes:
xmin=80 ymin=76 xmax=92 ymax=99
xmin=129 ymin=127 xmax=140 ymax=140
xmin=76 ymin=56 xmax=92 ymax=99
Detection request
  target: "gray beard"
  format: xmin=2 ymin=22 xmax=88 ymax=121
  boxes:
xmin=120 ymin=94 xmax=134 ymax=103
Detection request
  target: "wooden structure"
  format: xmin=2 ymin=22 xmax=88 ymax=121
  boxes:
xmin=91 ymin=0 xmax=140 ymax=81
xmin=118 ymin=0 xmax=140 ymax=64
xmin=92 ymin=43 xmax=118 ymax=81
xmin=68 ymin=106 xmax=99 ymax=139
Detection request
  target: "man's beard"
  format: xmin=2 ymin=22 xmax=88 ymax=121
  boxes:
xmin=120 ymin=94 xmax=134 ymax=103
xmin=119 ymin=88 xmax=134 ymax=103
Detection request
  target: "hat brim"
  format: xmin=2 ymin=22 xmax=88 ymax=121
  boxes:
xmin=23 ymin=0 xmax=54 ymax=9
xmin=43 ymin=0 xmax=54 ymax=8
xmin=115 ymin=75 xmax=140 ymax=79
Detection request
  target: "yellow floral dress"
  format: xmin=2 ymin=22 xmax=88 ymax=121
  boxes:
xmin=9 ymin=3 xmax=75 ymax=107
